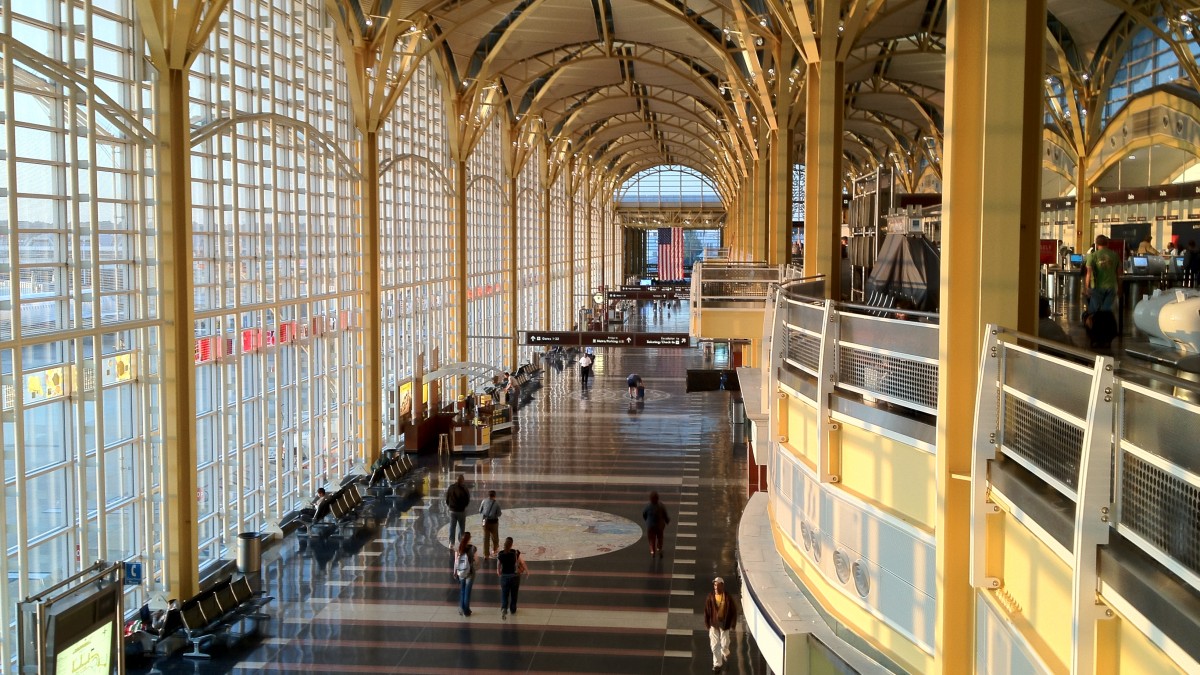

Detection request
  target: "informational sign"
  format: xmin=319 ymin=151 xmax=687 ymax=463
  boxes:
xmin=606 ymin=290 xmax=686 ymax=300
xmin=54 ymin=622 xmax=112 ymax=675
xmin=521 ymin=332 xmax=691 ymax=348
xmin=123 ymin=562 xmax=143 ymax=586
xmin=637 ymin=333 xmax=690 ymax=347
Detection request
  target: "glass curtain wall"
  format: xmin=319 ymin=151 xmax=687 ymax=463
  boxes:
xmin=590 ymin=186 xmax=605 ymax=291
xmin=572 ymin=182 xmax=589 ymax=319
xmin=516 ymin=146 xmax=543 ymax=360
xmin=379 ymin=56 xmax=452 ymax=434
xmin=605 ymin=200 xmax=621 ymax=283
xmin=549 ymin=173 xmax=568 ymax=330
xmin=0 ymin=0 xmax=159 ymax=657
xmin=466 ymin=117 xmax=508 ymax=367
xmin=188 ymin=0 xmax=362 ymax=562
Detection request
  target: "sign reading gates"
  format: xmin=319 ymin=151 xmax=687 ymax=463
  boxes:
xmin=521 ymin=331 xmax=691 ymax=348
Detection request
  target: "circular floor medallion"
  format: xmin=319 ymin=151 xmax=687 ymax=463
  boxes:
xmin=440 ymin=507 xmax=643 ymax=560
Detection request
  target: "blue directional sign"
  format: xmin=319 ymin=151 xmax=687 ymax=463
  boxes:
xmin=124 ymin=562 xmax=143 ymax=586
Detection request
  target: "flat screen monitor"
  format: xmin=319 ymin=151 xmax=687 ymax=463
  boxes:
xmin=638 ymin=278 xmax=652 ymax=286
xmin=1132 ymin=255 xmax=1148 ymax=269
xmin=1177 ymin=256 xmax=1187 ymax=268
xmin=1069 ymin=254 xmax=1084 ymax=266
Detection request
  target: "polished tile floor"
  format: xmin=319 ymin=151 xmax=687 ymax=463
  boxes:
xmin=138 ymin=301 xmax=766 ymax=673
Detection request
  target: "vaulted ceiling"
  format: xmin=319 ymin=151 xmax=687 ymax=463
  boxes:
xmin=337 ymin=0 xmax=1200 ymax=203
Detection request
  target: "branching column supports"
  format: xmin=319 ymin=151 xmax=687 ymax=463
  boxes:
xmin=361 ymin=132 xmax=382 ymax=453
xmin=541 ymin=180 xmax=552 ymax=329
xmin=135 ymin=0 xmax=231 ymax=600
xmin=937 ymin=0 xmax=1045 ymax=672
xmin=803 ymin=58 xmax=844 ymax=297
xmin=768 ymin=123 xmax=794 ymax=266
xmin=507 ymin=170 xmax=519 ymax=364
xmin=152 ymin=65 xmax=199 ymax=600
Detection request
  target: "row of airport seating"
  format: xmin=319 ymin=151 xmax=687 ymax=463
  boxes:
xmin=178 ymin=576 xmax=274 ymax=658
xmin=128 ymin=575 xmax=273 ymax=660
xmin=301 ymin=482 xmax=369 ymax=539
xmin=368 ymin=453 xmax=421 ymax=498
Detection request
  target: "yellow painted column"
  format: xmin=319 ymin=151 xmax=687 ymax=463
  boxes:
xmin=361 ymin=132 xmax=382 ymax=457
xmin=753 ymin=126 xmax=770 ymax=261
xmin=938 ymin=0 xmax=1045 ymax=671
xmin=804 ymin=59 xmax=844 ymax=298
xmin=455 ymin=158 xmax=469 ymax=365
xmin=1075 ymin=163 xmax=1092 ymax=253
xmin=154 ymin=67 xmax=198 ymax=599
xmin=768 ymin=124 xmax=793 ymax=266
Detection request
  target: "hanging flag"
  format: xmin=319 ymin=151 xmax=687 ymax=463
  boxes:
xmin=658 ymin=227 xmax=686 ymax=280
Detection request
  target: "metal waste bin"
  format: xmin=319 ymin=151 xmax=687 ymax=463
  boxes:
xmin=237 ymin=532 xmax=261 ymax=574
xmin=730 ymin=396 xmax=746 ymax=426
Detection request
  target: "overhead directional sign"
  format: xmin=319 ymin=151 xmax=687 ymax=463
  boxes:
xmin=622 ymin=284 xmax=689 ymax=293
xmin=521 ymin=331 xmax=691 ymax=348
xmin=606 ymin=290 xmax=687 ymax=300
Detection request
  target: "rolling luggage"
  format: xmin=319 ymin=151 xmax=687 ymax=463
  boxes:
xmin=1086 ymin=310 xmax=1117 ymax=348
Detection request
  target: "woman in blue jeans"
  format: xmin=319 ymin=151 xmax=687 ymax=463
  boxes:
xmin=455 ymin=531 xmax=477 ymax=616
xmin=495 ymin=537 xmax=527 ymax=620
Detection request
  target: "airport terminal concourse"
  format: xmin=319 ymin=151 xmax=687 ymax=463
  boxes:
xmin=3 ymin=0 xmax=1200 ymax=673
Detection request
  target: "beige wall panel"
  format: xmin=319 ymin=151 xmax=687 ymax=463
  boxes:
xmin=838 ymin=425 xmax=935 ymax=529
xmin=785 ymin=398 xmax=820 ymax=468
xmin=696 ymin=308 xmax=768 ymax=339
xmin=998 ymin=512 xmax=1074 ymax=673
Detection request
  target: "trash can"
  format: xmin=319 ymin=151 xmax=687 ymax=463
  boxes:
xmin=730 ymin=396 xmax=746 ymax=426
xmin=237 ymin=532 xmax=261 ymax=575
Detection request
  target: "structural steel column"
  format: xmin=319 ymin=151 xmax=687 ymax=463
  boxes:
xmin=361 ymin=132 xmax=382 ymax=456
xmin=754 ymin=142 xmax=770 ymax=261
xmin=455 ymin=158 xmax=469 ymax=364
xmin=768 ymin=124 xmax=793 ymax=266
xmin=937 ymin=0 xmax=1044 ymax=672
xmin=803 ymin=59 xmax=844 ymax=297
xmin=1075 ymin=164 xmax=1092 ymax=253
xmin=155 ymin=67 xmax=198 ymax=599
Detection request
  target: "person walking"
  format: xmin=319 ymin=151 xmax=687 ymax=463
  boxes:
xmin=445 ymin=474 xmax=471 ymax=547
xmin=479 ymin=490 xmax=502 ymax=558
xmin=704 ymin=576 xmax=739 ymax=672
xmin=578 ymin=352 xmax=594 ymax=387
xmin=642 ymin=491 xmax=671 ymax=557
xmin=453 ymin=532 xmax=478 ymax=616
xmin=495 ymin=536 xmax=527 ymax=620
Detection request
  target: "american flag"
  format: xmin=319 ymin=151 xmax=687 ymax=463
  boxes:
xmin=658 ymin=227 xmax=685 ymax=280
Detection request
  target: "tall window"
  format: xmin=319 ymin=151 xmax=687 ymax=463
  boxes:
xmin=0 ymin=0 xmax=159 ymax=661
xmin=549 ymin=172 xmax=569 ymax=329
xmin=379 ymin=56 xmax=453 ymax=434
xmin=1103 ymin=18 xmax=1200 ymax=123
xmin=516 ymin=145 xmax=544 ymax=360
xmin=467 ymin=116 xmax=509 ymax=367
xmin=188 ymin=0 xmax=362 ymax=562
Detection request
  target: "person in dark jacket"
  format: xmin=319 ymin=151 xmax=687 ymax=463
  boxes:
xmin=642 ymin=491 xmax=671 ymax=557
xmin=445 ymin=474 xmax=471 ymax=546
xmin=704 ymin=577 xmax=739 ymax=672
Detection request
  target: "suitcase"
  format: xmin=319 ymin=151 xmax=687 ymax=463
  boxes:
xmin=1086 ymin=310 xmax=1117 ymax=348
xmin=636 ymin=385 xmax=645 ymax=400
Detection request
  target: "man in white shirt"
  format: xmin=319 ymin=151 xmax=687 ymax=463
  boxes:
xmin=579 ymin=353 xmax=594 ymax=386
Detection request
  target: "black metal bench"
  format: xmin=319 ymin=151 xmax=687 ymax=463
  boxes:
xmin=178 ymin=576 xmax=274 ymax=659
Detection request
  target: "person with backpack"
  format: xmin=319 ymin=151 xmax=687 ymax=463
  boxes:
xmin=479 ymin=490 xmax=502 ymax=558
xmin=445 ymin=474 xmax=471 ymax=547
xmin=453 ymin=531 xmax=478 ymax=616
xmin=642 ymin=491 xmax=671 ymax=557
xmin=495 ymin=537 xmax=528 ymax=620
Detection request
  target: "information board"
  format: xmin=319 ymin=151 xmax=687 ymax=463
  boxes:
xmin=521 ymin=332 xmax=691 ymax=348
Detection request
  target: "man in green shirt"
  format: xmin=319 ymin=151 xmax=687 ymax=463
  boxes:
xmin=1083 ymin=234 xmax=1121 ymax=321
